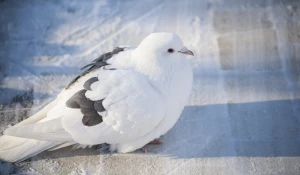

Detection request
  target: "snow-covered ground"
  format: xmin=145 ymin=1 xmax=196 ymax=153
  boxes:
xmin=0 ymin=0 xmax=300 ymax=174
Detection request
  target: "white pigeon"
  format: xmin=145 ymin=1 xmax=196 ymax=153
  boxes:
xmin=0 ymin=33 xmax=194 ymax=162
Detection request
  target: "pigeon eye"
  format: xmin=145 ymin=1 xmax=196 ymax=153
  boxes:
xmin=167 ymin=48 xmax=174 ymax=53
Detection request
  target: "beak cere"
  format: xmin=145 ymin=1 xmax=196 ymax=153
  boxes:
xmin=178 ymin=47 xmax=194 ymax=56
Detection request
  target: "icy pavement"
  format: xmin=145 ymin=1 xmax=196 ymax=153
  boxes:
xmin=0 ymin=0 xmax=300 ymax=174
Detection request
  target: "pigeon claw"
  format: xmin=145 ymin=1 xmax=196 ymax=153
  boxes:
xmin=141 ymin=147 xmax=148 ymax=153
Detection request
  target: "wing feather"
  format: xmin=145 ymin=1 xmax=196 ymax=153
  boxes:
xmin=61 ymin=69 xmax=165 ymax=145
xmin=4 ymin=118 xmax=73 ymax=142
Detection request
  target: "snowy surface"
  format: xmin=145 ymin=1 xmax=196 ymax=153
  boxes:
xmin=0 ymin=0 xmax=300 ymax=174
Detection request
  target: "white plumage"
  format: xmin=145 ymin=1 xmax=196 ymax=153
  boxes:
xmin=0 ymin=33 xmax=193 ymax=162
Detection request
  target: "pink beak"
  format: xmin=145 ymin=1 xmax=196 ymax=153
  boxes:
xmin=178 ymin=47 xmax=194 ymax=56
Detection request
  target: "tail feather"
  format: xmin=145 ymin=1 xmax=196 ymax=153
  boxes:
xmin=15 ymin=99 xmax=58 ymax=127
xmin=0 ymin=135 xmax=59 ymax=162
xmin=0 ymin=95 xmax=74 ymax=162
xmin=47 ymin=142 xmax=75 ymax=151
xmin=0 ymin=98 xmax=62 ymax=162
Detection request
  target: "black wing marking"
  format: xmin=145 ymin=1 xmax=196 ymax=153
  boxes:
xmin=94 ymin=99 xmax=105 ymax=112
xmin=66 ymin=88 xmax=106 ymax=127
xmin=65 ymin=47 xmax=125 ymax=89
xmin=83 ymin=77 xmax=98 ymax=90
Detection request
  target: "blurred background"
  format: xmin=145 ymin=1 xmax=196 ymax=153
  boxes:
xmin=0 ymin=0 xmax=299 ymax=174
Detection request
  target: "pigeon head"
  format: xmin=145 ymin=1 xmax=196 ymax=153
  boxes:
xmin=134 ymin=33 xmax=194 ymax=61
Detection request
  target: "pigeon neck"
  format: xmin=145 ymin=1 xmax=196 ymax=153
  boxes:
xmin=132 ymin=51 xmax=189 ymax=96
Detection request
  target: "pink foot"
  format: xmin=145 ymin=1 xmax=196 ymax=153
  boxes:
xmin=140 ymin=139 xmax=163 ymax=153
xmin=141 ymin=147 xmax=148 ymax=153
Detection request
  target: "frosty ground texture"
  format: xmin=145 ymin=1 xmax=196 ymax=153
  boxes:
xmin=0 ymin=0 xmax=300 ymax=174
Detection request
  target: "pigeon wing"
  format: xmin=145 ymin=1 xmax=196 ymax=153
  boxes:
xmin=61 ymin=69 xmax=165 ymax=145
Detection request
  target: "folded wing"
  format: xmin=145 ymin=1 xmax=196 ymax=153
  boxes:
xmin=62 ymin=69 xmax=165 ymax=145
